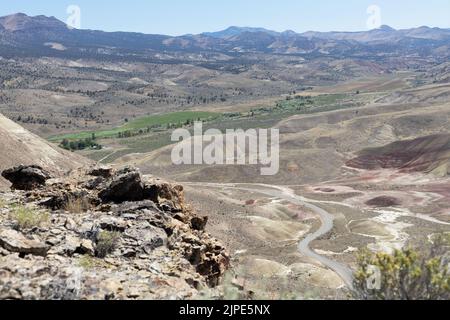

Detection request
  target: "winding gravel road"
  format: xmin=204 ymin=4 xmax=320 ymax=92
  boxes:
xmin=186 ymin=182 xmax=354 ymax=289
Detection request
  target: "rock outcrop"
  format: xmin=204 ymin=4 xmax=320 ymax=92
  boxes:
xmin=0 ymin=228 xmax=49 ymax=256
xmin=98 ymin=167 xmax=145 ymax=203
xmin=0 ymin=166 xmax=229 ymax=300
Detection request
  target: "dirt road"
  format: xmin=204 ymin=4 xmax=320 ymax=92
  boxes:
xmin=186 ymin=182 xmax=355 ymax=289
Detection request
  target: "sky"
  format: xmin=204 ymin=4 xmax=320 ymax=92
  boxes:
xmin=1 ymin=0 xmax=449 ymax=36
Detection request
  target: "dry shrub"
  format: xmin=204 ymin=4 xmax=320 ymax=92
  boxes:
xmin=9 ymin=206 xmax=49 ymax=230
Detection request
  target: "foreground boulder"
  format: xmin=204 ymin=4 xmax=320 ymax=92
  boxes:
xmin=99 ymin=167 xmax=145 ymax=203
xmin=2 ymin=165 xmax=51 ymax=190
xmin=97 ymin=167 xmax=187 ymax=212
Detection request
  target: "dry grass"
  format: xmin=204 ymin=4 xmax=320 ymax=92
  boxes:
xmin=78 ymin=256 xmax=110 ymax=270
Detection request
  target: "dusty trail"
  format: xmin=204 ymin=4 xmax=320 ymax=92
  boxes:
xmin=185 ymin=182 xmax=355 ymax=289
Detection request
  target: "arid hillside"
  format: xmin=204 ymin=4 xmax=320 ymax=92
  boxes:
xmin=114 ymin=83 xmax=450 ymax=185
xmin=347 ymin=134 xmax=450 ymax=176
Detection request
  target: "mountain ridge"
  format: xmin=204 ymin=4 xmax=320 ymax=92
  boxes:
xmin=0 ymin=12 xmax=66 ymax=32
xmin=1 ymin=13 xmax=449 ymax=41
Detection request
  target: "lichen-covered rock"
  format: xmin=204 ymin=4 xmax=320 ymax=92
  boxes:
xmin=124 ymin=225 xmax=167 ymax=254
xmin=168 ymin=225 xmax=230 ymax=288
xmin=143 ymin=177 xmax=186 ymax=213
xmin=0 ymin=228 xmax=49 ymax=256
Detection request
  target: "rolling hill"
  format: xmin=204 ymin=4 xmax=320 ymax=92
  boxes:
xmin=347 ymin=134 xmax=450 ymax=176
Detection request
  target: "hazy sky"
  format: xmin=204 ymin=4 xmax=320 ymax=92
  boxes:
xmin=1 ymin=0 xmax=449 ymax=35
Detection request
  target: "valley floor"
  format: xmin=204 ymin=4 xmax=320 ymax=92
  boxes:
xmin=185 ymin=168 xmax=450 ymax=298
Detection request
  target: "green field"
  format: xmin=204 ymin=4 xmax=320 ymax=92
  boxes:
xmin=50 ymin=94 xmax=372 ymax=144
xmin=49 ymin=111 xmax=218 ymax=142
xmin=249 ymin=92 xmax=383 ymax=118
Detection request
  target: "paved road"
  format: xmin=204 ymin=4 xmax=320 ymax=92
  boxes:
xmin=186 ymin=182 xmax=354 ymax=289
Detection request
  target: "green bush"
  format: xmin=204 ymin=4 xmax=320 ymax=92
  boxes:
xmin=353 ymin=235 xmax=450 ymax=300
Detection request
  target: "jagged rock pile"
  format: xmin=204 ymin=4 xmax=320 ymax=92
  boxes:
xmin=0 ymin=165 xmax=229 ymax=300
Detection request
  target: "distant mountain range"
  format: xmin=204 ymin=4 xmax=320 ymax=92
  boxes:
xmin=0 ymin=13 xmax=449 ymax=61
xmin=203 ymin=24 xmax=450 ymax=42
xmin=202 ymin=26 xmax=282 ymax=38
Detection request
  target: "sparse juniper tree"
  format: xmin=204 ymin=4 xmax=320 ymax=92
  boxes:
xmin=61 ymin=139 xmax=70 ymax=150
